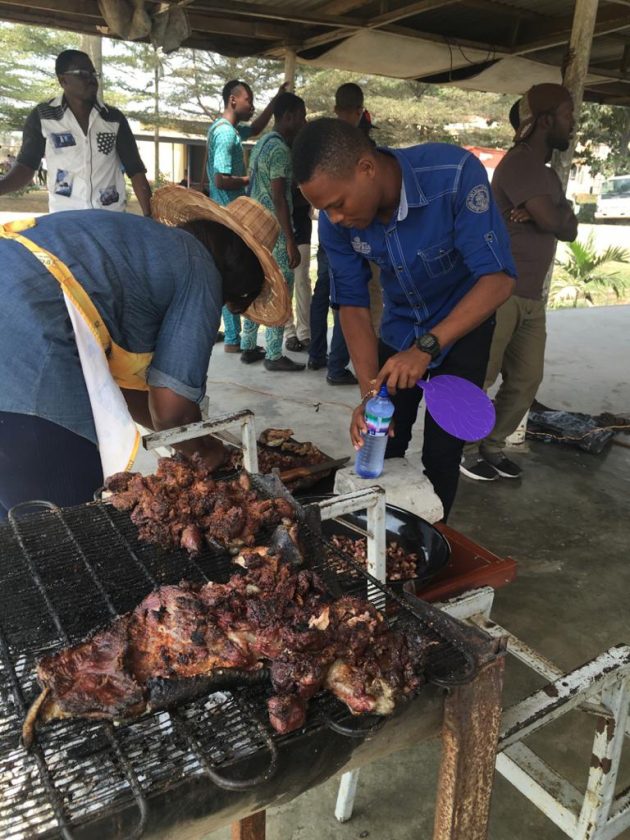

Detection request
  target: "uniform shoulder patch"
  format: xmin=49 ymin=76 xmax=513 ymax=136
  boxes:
xmin=466 ymin=184 xmax=490 ymax=214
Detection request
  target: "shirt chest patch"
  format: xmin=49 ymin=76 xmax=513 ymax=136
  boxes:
xmin=51 ymin=132 xmax=76 ymax=149
xmin=466 ymin=184 xmax=490 ymax=214
xmin=96 ymin=132 xmax=116 ymax=155
xmin=351 ymin=236 xmax=372 ymax=256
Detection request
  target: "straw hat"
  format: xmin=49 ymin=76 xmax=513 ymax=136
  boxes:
xmin=151 ymin=185 xmax=291 ymax=327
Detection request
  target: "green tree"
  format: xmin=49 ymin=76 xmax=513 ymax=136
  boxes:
xmin=550 ymin=233 xmax=630 ymax=308
xmin=0 ymin=23 xmax=80 ymax=129
xmin=576 ymin=103 xmax=630 ymax=177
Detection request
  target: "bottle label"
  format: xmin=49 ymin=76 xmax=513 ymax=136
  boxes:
xmin=365 ymin=411 xmax=393 ymax=436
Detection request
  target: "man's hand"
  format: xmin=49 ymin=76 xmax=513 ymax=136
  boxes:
xmin=375 ymin=347 xmax=431 ymax=394
xmin=508 ymin=207 xmax=532 ymax=223
xmin=197 ymin=436 xmax=229 ymax=472
xmin=350 ymin=403 xmax=395 ymax=450
xmin=287 ymin=238 xmax=301 ymax=269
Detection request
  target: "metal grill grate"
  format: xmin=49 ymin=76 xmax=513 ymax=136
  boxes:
xmin=0 ymin=478 xmax=475 ymax=839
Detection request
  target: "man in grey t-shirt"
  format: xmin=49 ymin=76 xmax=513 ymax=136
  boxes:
xmin=461 ymin=84 xmax=578 ymax=482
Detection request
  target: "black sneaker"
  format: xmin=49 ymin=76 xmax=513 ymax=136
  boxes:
xmin=483 ymin=452 xmax=522 ymax=479
xmin=264 ymin=355 xmax=306 ymax=372
xmin=307 ymin=357 xmax=328 ymax=371
xmin=326 ymin=369 xmax=358 ymax=386
xmin=459 ymin=457 xmax=499 ymax=481
xmin=240 ymin=347 xmax=265 ymax=364
xmin=285 ymin=337 xmax=310 ymax=352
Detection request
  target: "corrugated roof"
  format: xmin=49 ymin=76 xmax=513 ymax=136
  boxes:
xmin=0 ymin=0 xmax=627 ymax=105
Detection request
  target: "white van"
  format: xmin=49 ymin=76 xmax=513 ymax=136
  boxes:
xmin=595 ymin=175 xmax=630 ymax=222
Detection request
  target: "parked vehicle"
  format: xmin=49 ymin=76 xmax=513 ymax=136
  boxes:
xmin=595 ymin=174 xmax=630 ymax=222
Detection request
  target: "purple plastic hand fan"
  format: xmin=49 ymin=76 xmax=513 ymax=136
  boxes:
xmin=416 ymin=375 xmax=495 ymax=441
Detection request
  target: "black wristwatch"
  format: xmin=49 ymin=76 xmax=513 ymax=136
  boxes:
xmin=415 ymin=332 xmax=441 ymax=360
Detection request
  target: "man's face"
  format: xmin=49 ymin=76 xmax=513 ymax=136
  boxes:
xmin=285 ymin=106 xmax=307 ymax=143
xmin=58 ymin=55 xmax=99 ymax=103
xmin=232 ymin=86 xmax=255 ymax=122
xmin=548 ymin=99 xmax=574 ymax=152
xmin=300 ymin=157 xmax=380 ymax=229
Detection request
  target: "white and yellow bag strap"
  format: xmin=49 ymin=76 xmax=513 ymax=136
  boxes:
xmin=0 ymin=218 xmax=140 ymax=478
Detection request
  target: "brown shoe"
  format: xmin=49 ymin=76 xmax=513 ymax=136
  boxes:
xmin=224 ymin=343 xmax=241 ymax=353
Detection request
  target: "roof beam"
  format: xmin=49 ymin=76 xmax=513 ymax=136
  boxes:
xmin=0 ymin=0 xmax=100 ymax=20
xmin=192 ymin=0 xmax=366 ymax=30
xmin=367 ymin=0 xmax=458 ymax=28
xmin=512 ymin=6 xmax=630 ymax=56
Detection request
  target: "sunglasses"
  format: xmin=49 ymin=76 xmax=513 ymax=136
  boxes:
xmin=63 ymin=70 xmax=101 ymax=81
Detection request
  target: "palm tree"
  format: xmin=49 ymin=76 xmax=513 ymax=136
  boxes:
xmin=550 ymin=233 xmax=630 ymax=308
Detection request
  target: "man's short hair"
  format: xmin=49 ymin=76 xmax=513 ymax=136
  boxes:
xmin=292 ymin=117 xmax=373 ymax=184
xmin=222 ymin=79 xmax=253 ymax=106
xmin=335 ymin=82 xmax=364 ymax=111
xmin=509 ymin=99 xmax=521 ymax=130
xmin=273 ymin=92 xmax=305 ymax=120
xmin=55 ymin=50 xmax=89 ymax=76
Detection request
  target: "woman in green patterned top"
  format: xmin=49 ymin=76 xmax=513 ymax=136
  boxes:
xmin=241 ymin=93 xmax=307 ymax=371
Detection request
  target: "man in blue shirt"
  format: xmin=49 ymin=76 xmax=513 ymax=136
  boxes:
xmin=293 ymin=119 xmax=516 ymax=518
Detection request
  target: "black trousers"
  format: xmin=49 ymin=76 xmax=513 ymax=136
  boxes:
xmin=0 ymin=413 xmax=103 ymax=519
xmin=380 ymin=317 xmax=495 ymax=520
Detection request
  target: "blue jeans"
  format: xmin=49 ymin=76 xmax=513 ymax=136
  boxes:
xmin=222 ymin=306 xmax=241 ymax=346
xmin=309 ymin=246 xmax=350 ymax=379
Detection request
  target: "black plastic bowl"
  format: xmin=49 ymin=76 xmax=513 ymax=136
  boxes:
xmin=301 ymin=494 xmax=450 ymax=589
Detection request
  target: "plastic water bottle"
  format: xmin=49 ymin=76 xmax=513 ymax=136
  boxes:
xmin=355 ymin=385 xmax=395 ymax=479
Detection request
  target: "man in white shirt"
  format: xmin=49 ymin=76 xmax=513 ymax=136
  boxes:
xmin=0 ymin=50 xmax=152 ymax=215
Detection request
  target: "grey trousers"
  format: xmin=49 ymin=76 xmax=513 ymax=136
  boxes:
xmin=284 ymin=243 xmax=312 ymax=342
xmin=481 ymin=295 xmax=547 ymax=455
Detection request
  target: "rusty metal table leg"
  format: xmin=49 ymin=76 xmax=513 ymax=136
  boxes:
xmin=433 ymin=655 xmax=505 ymax=840
xmin=231 ymin=809 xmax=266 ymax=840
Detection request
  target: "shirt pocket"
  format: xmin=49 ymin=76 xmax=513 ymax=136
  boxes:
xmin=418 ymin=238 xmax=458 ymax=279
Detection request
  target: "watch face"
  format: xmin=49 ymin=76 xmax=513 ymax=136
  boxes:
xmin=418 ymin=334 xmax=439 ymax=357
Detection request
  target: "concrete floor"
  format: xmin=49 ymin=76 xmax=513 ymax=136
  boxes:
xmin=152 ymin=305 xmax=630 ymax=840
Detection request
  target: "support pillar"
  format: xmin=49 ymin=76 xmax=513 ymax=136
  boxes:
xmin=284 ymin=49 xmax=297 ymax=90
xmin=542 ymin=0 xmax=599 ymax=297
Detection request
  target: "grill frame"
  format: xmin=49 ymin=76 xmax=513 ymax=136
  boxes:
xmin=0 ymin=476 xmax=478 ymax=840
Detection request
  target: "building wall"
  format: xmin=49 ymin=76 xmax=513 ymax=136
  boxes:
xmin=136 ymin=140 xmax=187 ymax=183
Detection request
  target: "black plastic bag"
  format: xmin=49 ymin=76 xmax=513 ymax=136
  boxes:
xmin=526 ymin=409 xmax=615 ymax=455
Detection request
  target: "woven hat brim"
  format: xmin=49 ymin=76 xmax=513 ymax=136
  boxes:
xmin=151 ymin=186 xmax=291 ymax=327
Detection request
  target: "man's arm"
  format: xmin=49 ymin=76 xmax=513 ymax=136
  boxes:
xmin=148 ymin=387 xmax=227 ymax=470
xmin=249 ymin=82 xmax=289 ymax=138
xmin=130 ymin=173 xmax=152 ymax=216
xmin=521 ymin=194 xmax=578 ymax=241
xmin=376 ymin=272 xmax=514 ymax=393
xmin=0 ymin=162 xmax=35 ymax=196
xmin=271 ymin=177 xmax=300 ymax=268
xmin=339 ymin=306 xmax=378 ymax=397
xmin=215 ymin=172 xmax=249 ymax=191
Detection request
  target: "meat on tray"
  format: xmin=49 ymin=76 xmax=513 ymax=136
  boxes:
xmin=23 ymin=528 xmax=433 ymax=744
xmin=223 ymin=428 xmax=329 ymax=475
xmin=105 ymin=454 xmax=296 ymax=555
xmin=328 ymin=534 xmax=421 ymax=581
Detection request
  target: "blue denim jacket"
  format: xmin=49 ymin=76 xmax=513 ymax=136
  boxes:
xmin=0 ymin=211 xmax=222 ymax=443
xmin=320 ymin=143 xmax=517 ymax=360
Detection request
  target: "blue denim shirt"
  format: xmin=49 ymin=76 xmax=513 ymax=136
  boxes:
xmin=0 ymin=211 xmax=222 ymax=444
xmin=319 ymin=143 xmax=517 ymax=360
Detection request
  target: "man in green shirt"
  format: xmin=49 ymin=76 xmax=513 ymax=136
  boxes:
xmin=241 ymin=93 xmax=307 ymax=371
xmin=207 ymin=78 xmax=287 ymax=352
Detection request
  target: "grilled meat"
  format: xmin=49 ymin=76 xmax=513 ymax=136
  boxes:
xmin=328 ymin=534 xmax=421 ymax=581
xmin=23 ymin=531 xmax=431 ymax=745
xmin=105 ymin=454 xmax=296 ymax=554
xmin=222 ymin=429 xmax=329 ymax=484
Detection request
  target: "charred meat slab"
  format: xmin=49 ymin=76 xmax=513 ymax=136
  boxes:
xmin=23 ymin=532 xmax=433 ymax=745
